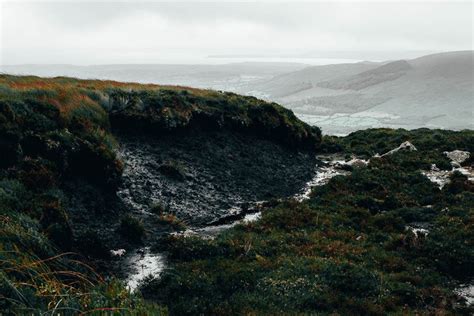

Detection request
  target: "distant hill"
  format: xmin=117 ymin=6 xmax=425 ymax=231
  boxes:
xmin=238 ymin=51 xmax=473 ymax=135
xmin=245 ymin=61 xmax=381 ymax=98
xmin=317 ymin=60 xmax=412 ymax=90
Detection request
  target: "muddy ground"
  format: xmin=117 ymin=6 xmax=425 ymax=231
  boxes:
xmin=116 ymin=130 xmax=317 ymax=226
xmin=64 ymin=129 xmax=317 ymax=265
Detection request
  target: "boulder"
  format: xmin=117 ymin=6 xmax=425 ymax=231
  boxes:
xmin=381 ymin=141 xmax=417 ymax=157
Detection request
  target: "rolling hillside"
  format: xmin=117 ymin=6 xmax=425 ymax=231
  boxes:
xmin=239 ymin=51 xmax=473 ymax=135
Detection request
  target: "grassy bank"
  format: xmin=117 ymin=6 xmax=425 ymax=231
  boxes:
xmin=0 ymin=74 xmax=320 ymax=314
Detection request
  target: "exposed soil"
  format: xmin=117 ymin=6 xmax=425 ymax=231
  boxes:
xmin=63 ymin=129 xmax=317 ymax=276
xmin=116 ymin=130 xmax=317 ymax=226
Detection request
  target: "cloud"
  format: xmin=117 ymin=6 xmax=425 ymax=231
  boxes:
xmin=1 ymin=1 xmax=472 ymax=64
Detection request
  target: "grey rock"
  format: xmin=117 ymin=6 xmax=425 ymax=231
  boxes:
xmin=444 ymin=150 xmax=470 ymax=164
xmin=381 ymin=141 xmax=417 ymax=157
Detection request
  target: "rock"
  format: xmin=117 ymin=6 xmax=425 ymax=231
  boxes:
xmin=451 ymin=161 xmax=462 ymax=169
xmin=422 ymin=168 xmax=451 ymax=189
xmin=334 ymin=163 xmax=353 ymax=171
xmin=110 ymin=249 xmax=126 ymax=257
xmin=381 ymin=141 xmax=417 ymax=157
xmin=334 ymin=158 xmax=368 ymax=171
xmin=347 ymin=158 xmax=368 ymax=168
xmin=444 ymin=150 xmax=470 ymax=164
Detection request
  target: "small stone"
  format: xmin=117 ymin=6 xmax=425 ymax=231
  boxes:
xmin=110 ymin=249 xmax=126 ymax=257
xmin=431 ymin=164 xmax=440 ymax=171
xmin=347 ymin=158 xmax=368 ymax=168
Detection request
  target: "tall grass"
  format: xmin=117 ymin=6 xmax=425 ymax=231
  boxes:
xmin=0 ymin=248 xmax=167 ymax=314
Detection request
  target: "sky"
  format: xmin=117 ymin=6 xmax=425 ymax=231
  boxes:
xmin=0 ymin=0 xmax=472 ymax=65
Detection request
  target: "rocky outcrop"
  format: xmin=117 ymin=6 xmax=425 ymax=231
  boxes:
xmin=379 ymin=141 xmax=417 ymax=157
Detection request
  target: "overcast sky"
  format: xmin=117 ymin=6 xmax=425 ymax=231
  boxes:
xmin=1 ymin=1 xmax=472 ymax=65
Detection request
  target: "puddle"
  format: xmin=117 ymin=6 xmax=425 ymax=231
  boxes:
xmin=124 ymin=247 xmax=166 ymax=292
xmin=295 ymin=156 xmax=352 ymax=201
xmin=455 ymin=284 xmax=474 ymax=305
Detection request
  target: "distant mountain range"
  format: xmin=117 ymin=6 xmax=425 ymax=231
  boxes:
xmin=236 ymin=51 xmax=473 ymax=134
xmin=1 ymin=51 xmax=472 ymax=135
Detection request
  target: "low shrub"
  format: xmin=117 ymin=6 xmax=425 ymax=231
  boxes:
xmin=155 ymin=213 xmax=187 ymax=231
xmin=118 ymin=215 xmax=145 ymax=243
xmin=320 ymin=262 xmax=380 ymax=297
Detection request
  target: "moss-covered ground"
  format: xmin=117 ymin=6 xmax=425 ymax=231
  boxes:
xmin=142 ymin=129 xmax=474 ymax=315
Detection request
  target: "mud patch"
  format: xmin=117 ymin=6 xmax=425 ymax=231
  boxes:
xmin=116 ymin=130 xmax=316 ymax=226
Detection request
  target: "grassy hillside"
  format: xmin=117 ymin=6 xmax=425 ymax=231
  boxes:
xmin=0 ymin=75 xmax=320 ymax=314
xmin=142 ymin=129 xmax=474 ymax=315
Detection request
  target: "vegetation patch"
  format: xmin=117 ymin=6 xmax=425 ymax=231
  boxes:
xmin=0 ymin=74 xmax=320 ymax=314
xmin=142 ymin=129 xmax=474 ymax=315
xmin=118 ymin=215 xmax=146 ymax=243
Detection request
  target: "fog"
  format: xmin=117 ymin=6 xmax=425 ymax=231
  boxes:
xmin=1 ymin=1 xmax=472 ymax=65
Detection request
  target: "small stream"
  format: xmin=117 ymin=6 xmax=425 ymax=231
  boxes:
xmin=123 ymin=155 xmax=352 ymax=291
xmin=124 ymin=247 xmax=166 ymax=291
